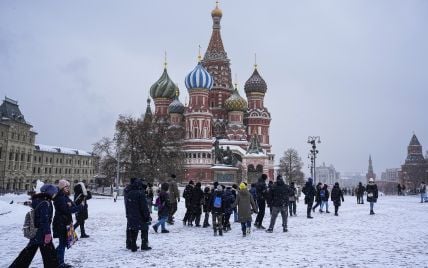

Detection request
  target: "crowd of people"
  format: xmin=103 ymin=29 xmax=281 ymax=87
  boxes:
xmin=8 ymin=174 xmax=387 ymax=267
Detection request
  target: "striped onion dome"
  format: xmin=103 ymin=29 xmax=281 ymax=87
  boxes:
xmin=168 ymin=94 xmax=185 ymax=114
xmin=150 ymin=68 xmax=178 ymax=99
xmin=244 ymin=68 xmax=267 ymax=94
xmin=224 ymin=87 xmax=247 ymax=112
xmin=185 ymin=62 xmax=213 ymax=91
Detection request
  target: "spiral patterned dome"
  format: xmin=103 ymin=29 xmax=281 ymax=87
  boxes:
xmin=244 ymin=68 xmax=267 ymax=94
xmin=150 ymin=68 xmax=179 ymax=99
xmin=185 ymin=62 xmax=213 ymax=91
xmin=168 ymin=94 xmax=185 ymax=114
xmin=224 ymin=87 xmax=247 ymax=112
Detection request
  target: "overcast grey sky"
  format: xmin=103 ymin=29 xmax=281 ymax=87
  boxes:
xmin=1 ymin=0 xmax=427 ymax=176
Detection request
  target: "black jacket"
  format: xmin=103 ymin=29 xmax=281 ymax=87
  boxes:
xmin=255 ymin=178 xmax=267 ymax=201
xmin=53 ymin=190 xmax=81 ymax=239
xmin=74 ymin=184 xmax=92 ymax=222
xmin=30 ymin=193 xmax=53 ymax=246
xmin=331 ymin=186 xmax=344 ymax=206
xmin=269 ymin=179 xmax=289 ymax=207
xmin=366 ymin=183 xmax=379 ymax=203
xmin=125 ymin=180 xmax=151 ymax=230
xmin=183 ymin=184 xmax=194 ymax=208
xmin=190 ymin=185 xmax=204 ymax=214
xmin=302 ymin=181 xmax=316 ymax=204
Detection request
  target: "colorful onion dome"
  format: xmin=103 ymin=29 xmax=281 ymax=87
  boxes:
xmin=150 ymin=68 xmax=179 ymax=99
xmin=244 ymin=68 xmax=267 ymax=94
xmin=185 ymin=62 xmax=213 ymax=91
xmin=224 ymin=87 xmax=247 ymax=112
xmin=168 ymin=92 xmax=185 ymax=114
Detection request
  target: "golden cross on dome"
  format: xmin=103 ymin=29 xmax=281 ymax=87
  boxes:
xmin=234 ymin=73 xmax=238 ymax=89
xmin=198 ymin=45 xmax=202 ymax=62
xmin=216 ymin=0 xmax=219 ymax=8
xmin=164 ymin=51 xmax=168 ymax=69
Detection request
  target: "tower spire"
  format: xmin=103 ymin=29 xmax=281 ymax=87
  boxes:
xmin=254 ymin=53 xmax=258 ymax=69
xmin=164 ymin=51 xmax=168 ymax=69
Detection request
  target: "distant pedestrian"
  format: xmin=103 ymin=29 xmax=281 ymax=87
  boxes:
xmin=319 ymin=184 xmax=330 ymax=213
xmin=202 ymin=186 xmax=211 ymax=228
xmin=182 ymin=180 xmax=194 ymax=226
xmin=312 ymin=182 xmax=323 ymax=212
xmin=10 ymin=185 xmax=59 ymax=268
xmin=288 ymin=182 xmax=297 ymax=216
xmin=302 ymin=178 xmax=316 ymax=219
xmin=397 ymin=183 xmax=402 ymax=196
xmin=366 ymin=178 xmax=379 ymax=215
xmin=189 ymin=182 xmax=203 ymax=227
xmin=168 ymin=174 xmax=180 ymax=224
xmin=266 ymin=176 xmax=289 ymax=233
xmin=419 ymin=182 xmax=426 ymax=203
xmin=331 ymin=182 xmax=344 ymax=216
xmin=232 ymin=183 xmax=258 ymax=237
xmin=210 ymin=187 xmax=225 ymax=236
xmin=153 ymin=182 xmax=171 ymax=233
xmin=145 ymin=183 xmax=154 ymax=213
xmin=356 ymin=182 xmax=365 ymax=204
xmin=254 ymin=174 xmax=268 ymax=229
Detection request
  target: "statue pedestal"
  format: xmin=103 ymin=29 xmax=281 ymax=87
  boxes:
xmin=212 ymin=165 xmax=239 ymax=184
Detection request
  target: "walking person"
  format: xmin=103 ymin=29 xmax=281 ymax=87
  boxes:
xmin=153 ymin=182 xmax=171 ymax=233
xmin=125 ymin=179 xmax=152 ymax=251
xmin=202 ymin=186 xmax=211 ymax=228
xmin=312 ymin=182 xmax=323 ymax=212
xmin=210 ymin=187 xmax=225 ymax=236
xmin=288 ymin=182 xmax=297 ymax=216
xmin=266 ymin=176 xmax=290 ymax=233
xmin=232 ymin=183 xmax=258 ymax=237
xmin=366 ymin=178 xmax=379 ymax=215
xmin=145 ymin=183 xmax=154 ymax=213
xmin=231 ymin=184 xmax=239 ymax=222
xmin=10 ymin=184 xmax=59 ymax=268
xmin=73 ymin=182 xmax=92 ymax=238
xmin=397 ymin=183 xmax=402 ymax=196
xmin=53 ymin=180 xmax=83 ymax=268
xmin=254 ymin=174 xmax=268 ymax=229
xmin=189 ymin=182 xmax=204 ymax=227
xmin=331 ymin=182 xmax=344 ymax=216
xmin=222 ymin=186 xmax=235 ymax=231
xmin=420 ymin=182 xmax=426 ymax=203
xmin=356 ymin=182 xmax=365 ymax=204
xmin=319 ymin=184 xmax=330 ymax=213
xmin=302 ymin=178 xmax=316 ymax=219
xmin=168 ymin=174 xmax=180 ymax=224
xmin=182 ymin=180 xmax=194 ymax=226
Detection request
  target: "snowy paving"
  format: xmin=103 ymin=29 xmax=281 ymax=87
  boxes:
xmin=1 ymin=193 xmax=427 ymax=267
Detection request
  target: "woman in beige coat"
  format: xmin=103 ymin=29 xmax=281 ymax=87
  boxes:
xmin=232 ymin=183 xmax=258 ymax=237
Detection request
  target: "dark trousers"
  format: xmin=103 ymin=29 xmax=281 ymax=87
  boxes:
xmin=334 ymin=205 xmax=339 ymax=214
xmin=168 ymin=202 xmax=178 ymax=223
xmin=289 ymin=201 xmax=296 ymax=216
xmin=223 ymin=212 xmax=232 ymax=229
xmin=307 ymin=200 xmax=314 ymax=217
xmin=183 ymin=204 xmax=192 ymax=224
xmin=268 ymin=206 xmax=288 ymax=229
xmin=212 ymin=213 xmax=224 ymax=233
xmin=129 ymin=229 xmax=149 ymax=249
xmin=190 ymin=212 xmax=202 ymax=226
xmin=255 ymin=199 xmax=266 ymax=226
xmin=10 ymin=242 xmax=59 ymax=268
xmin=56 ymin=236 xmax=67 ymax=266
xmin=312 ymin=200 xmax=321 ymax=210
xmin=73 ymin=219 xmax=86 ymax=236
xmin=203 ymin=212 xmax=210 ymax=227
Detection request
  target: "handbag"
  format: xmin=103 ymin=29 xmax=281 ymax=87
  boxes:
xmin=66 ymin=224 xmax=78 ymax=249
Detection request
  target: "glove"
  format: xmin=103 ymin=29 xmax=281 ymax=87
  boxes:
xmin=147 ymin=216 xmax=152 ymax=225
xmin=178 ymin=198 xmax=180 ymax=203
xmin=44 ymin=233 xmax=52 ymax=244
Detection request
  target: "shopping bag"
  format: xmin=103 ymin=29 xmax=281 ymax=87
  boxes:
xmin=66 ymin=224 xmax=78 ymax=249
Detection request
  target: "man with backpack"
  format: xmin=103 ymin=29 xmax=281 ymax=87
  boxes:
xmin=10 ymin=184 xmax=59 ymax=268
xmin=210 ymin=186 xmax=225 ymax=236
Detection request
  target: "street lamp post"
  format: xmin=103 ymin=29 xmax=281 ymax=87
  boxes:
xmin=307 ymin=136 xmax=321 ymax=185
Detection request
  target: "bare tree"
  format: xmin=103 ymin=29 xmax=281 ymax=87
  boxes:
xmin=279 ymin=148 xmax=305 ymax=185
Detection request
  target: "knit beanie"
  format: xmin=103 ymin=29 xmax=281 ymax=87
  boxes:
xmin=58 ymin=179 xmax=70 ymax=190
xmin=239 ymin=182 xmax=247 ymax=190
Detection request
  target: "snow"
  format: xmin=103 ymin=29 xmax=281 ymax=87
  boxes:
xmin=35 ymin=144 xmax=92 ymax=156
xmin=1 ymin=194 xmax=428 ymax=267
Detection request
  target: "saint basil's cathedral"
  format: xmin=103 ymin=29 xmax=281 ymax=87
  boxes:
xmin=146 ymin=3 xmax=274 ymax=183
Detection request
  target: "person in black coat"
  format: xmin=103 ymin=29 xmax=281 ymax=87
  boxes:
xmin=53 ymin=180 xmax=83 ymax=267
xmin=189 ymin=182 xmax=204 ymax=227
xmin=266 ymin=176 xmax=290 ymax=233
xmin=125 ymin=178 xmax=152 ymax=251
xmin=222 ymin=186 xmax=236 ymax=231
xmin=302 ymin=178 xmax=316 ymax=219
xmin=124 ymin=177 xmax=137 ymax=250
xmin=182 ymin=180 xmax=194 ymax=226
xmin=366 ymin=178 xmax=379 ymax=215
xmin=202 ymin=186 xmax=211 ymax=228
xmin=209 ymin=187 xmax=225 ymax=236
xmin=288 ymin=182 xmax=297 ymax=216
xmin=320 ymin=184 xmax=330 ymax=213
xmin=331 ymin=182 xmax=344 ymax=216
xmin=152 ymin=182 xmax=171 ymax=233
xmin=10 ymin=185 xmax=59 ymax=268
xmin=231 ymin=184 xmax=238 ymax=222
xmin=312 ymin=182 xmax=323 ymax=212
xmin=73 ymin=182 xmax=92 ymax=238
xmin=254 ymin=174 xmax=268 ymax=229
xmin=356 ymin=182 xmax=365 ymax=204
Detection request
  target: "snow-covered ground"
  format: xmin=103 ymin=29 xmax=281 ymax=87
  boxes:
xmin=1 ymin=193 xmax=427 ymax=267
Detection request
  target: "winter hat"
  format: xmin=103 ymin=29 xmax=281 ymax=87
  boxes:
xmin=239 ymin=182 xmax=247 ymax=190
xmin=161 ymin=182 xmax=169 ymax=192
xmin=369 ymin=178 xmax=374 ymax=183
xmin=196 ymin=182 xmax=202 ymax=188
xmin=261 ymin=174 xmax=268 ymax=181
xmin=171 ymin=174 xmax=176 ymax=179
xmin=308 ymin=178 xmax=313 ymax=183
xmin=213 ymin=181 xmax=219 ymax=188
xmin=40 ymin=184 xmax=58 ymax=198
xmin=335 ymin=182 xmax=339 ymax=186
xmin=189 ymin=180 xmax=194 ymax=185
xmin=58 ymin=179 xmax=70 ymax=190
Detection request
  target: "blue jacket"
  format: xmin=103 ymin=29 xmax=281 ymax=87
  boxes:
xmin=29 ymin=193 xmax=53 ymax=246
xmin=125 ymin=180 xmax=151 ymax=230
xmin=209 ymin=190 xmax=225 ymax=214
xmin=53 ymin=190 xmax=81 ymax=239
xmin=222 ymin=189 xmax=235 ymax=214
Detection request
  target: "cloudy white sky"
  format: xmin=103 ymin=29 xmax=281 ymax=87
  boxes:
xmin=1 ymin=0 xmax=427 ymax=176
